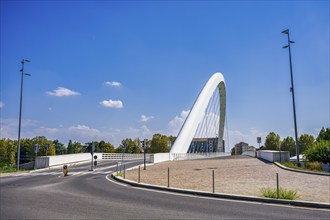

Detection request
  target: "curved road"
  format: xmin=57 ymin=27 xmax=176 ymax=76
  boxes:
xmin=1 ymin=160 xmax=329 ymax=219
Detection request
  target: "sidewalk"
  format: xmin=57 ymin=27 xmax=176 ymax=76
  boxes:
xmin=125 ymin=155 xmax=330 ymax=203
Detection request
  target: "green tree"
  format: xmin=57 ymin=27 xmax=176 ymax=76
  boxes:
xmin=118 ymin=138 xmax=137 ymax=154
xmin=150 ymin=134 xmax=170 ymax=153
xmin=264 ymin=132 xmax=281 ymax=151
xmin=305 ymin=140 xmax=330 ymax=164
xmin=98 ymin=141 xmax=115 ymax=153
xmin=317 ymin=127 xmax=330 ymax=142
xmin=53 ymin=140 xmax=66 ymax=155
xmin=31 ymin=136 xmax=56 ymax=156
xmin=0 ymin=138 xmax=17 ymax=166
xmin=20 ymin=138 xmax=34 ymax=163
xmin=298 ymin=134 xmax=314 ymax=154
xmin=67 ymin=140 xmax=73 ymax=154
xmin=133 ymin=138 xmax=142 ymax=154
xmin=168 ymin=136 xmax=176 ymax=150
xmin=67 ymin=140 xmax=82 ymax=154
xmin=280 ymin=136 xmax=296 ymax=156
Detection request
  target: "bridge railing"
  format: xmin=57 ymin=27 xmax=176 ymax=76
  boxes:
xmin=101 ymin=153 xmax=152 ymax=161
xmin=171 ymin=152 xmax=231 ymax=161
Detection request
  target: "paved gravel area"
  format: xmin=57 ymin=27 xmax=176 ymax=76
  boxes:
xmin=125 ymin=155 xmax=330 ymax=203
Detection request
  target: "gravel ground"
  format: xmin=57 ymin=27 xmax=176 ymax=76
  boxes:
xmin=125 ymin=155 xmax=330 ymax=203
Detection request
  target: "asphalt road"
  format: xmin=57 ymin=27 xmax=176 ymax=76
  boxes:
xmin=1 ymin=160 xmax=329 ymax=220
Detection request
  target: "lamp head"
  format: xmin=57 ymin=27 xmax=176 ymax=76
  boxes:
xmin=281 ymin=29 xmax=289 ymax=34
xmin=282 ymin=45 xmax=289 ymax=49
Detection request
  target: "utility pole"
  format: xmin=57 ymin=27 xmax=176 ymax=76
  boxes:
xmin=282 ymin=29 xmax=300 ymax=165
xmin=17 ymin=59 xmax=31 ymax=171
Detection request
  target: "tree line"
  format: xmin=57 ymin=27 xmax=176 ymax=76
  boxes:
xmin=0 ymin=134 xmax=176 ymax=166
xmin=263 ymin=127 xmax=330 ymax=164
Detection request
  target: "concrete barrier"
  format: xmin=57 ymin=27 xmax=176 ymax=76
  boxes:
xmin=35 ymin=153 xmax=100 ymax=169
xmin=259 ymin=150 xmax=289 ymax=162
xmin=150 ymin=153 xmax=171 ymax=163
xmin=242 ymin=151 xmax=257 ymax=158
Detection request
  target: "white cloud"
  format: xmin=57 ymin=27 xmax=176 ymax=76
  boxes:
xmin=140 ymin=125 xmax=152 ymax=136
xmin=46 ymin=87 xmax=80 ymax=97
xmin=100 ymin=99 xmax=123 ymax=109
xmin=69 ymin=124 xmax=100 ymax=133
xmin=0 ymin=101 xmax=4 ymax=108
xmin=168 ymin=110 xmax=190 ymax=135
xmin=105 ymin=81 xmax=122 ymax=87
xmin=139 ymin=114 xmax=154 ymax=122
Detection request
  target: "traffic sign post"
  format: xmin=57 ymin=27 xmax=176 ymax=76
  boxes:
xmin=257 ymin=137 xmax=261 ymax=149
xmin=45 ymin=144 xmax=49 ymax=157
xmin=91 ymin=143 xmax=95 ymax=171
xmin=142 ymin=139 xmax=147 ymax=170
xmin=94 ymin=155 xmax=97 ymax=166
xmin=34 ymin=144 xmax=40 ymax=170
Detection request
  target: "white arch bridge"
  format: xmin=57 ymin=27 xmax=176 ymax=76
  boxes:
xmin=168 ymin=72 xmax=230 ymax=160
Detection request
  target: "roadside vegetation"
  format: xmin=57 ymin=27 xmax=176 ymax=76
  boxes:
xmin=263 ymin=127 xmax=330 ymax=171
xmin=278 ymin=161 xmax=325 ymax=173
xmin=0 ymin=134 xmax=176 ymax=171
xmin=260 ymin=187 xmax=299 ymax=200
xmin=0 ymin=162 xmax=17 ymax=173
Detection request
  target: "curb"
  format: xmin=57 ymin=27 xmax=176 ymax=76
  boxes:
xmin=112 ymin=174 xmax=330 ymax=209
xmin=274 ymin=162 xmax=330 ymax=176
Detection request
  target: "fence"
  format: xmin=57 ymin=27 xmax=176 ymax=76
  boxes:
xmin=102 ymin=153 xmax=152 ymax=161
xmin=171 ymin=152 xmax=231 ymax=161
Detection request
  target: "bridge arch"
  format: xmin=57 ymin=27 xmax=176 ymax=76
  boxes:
xmin=170 ymin=72 xmax=226 ymax=154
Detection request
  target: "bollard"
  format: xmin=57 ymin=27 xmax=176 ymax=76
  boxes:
xmin=117 ymin=162 xmax=118 ymax=175
xmin=138 ymin=166 xmax=141 ymax=183
xmin=124 ymin=164 xmax=126 ymax=179
xmin=212 ymin=170 xmax=215 ymax=193
xmin=276 ymin=173 xmax=279 ymax=199
xmin=167 ymin=167 xmax=170 ymax=188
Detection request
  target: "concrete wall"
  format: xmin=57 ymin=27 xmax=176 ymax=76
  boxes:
xmin=259 ymin=150 xmax=289 ymax=162
xmin=150 ymin=153 xmax=170 ymax=163
xmin=35 ymin=153 xmax=102 ymax=169
xmin=242 ymin=151 xmax=257 ymax=158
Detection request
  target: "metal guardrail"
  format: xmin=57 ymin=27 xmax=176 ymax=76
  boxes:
xmin=171 ymin=152 xmax=231 ymax=161
xmin=102 ymin=152 xmax=231 ymax=162
xmin=101 ymin=153 xmax=152 ymax=161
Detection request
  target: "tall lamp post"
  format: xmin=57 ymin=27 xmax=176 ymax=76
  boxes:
xmin=17 ymin=59 xmax=31 ymax=171
xmin=282 ymin=29 xmax=300 ymax=165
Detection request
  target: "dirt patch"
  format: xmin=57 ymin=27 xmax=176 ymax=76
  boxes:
xmin=125 ymin=156 xmax=330 ymax=203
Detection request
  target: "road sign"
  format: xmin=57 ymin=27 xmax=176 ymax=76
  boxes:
xmin=45 ymin=144 xmax=49 ymax=150
xmin=34 ymin=144 xmax=40 ymax=153
xmin=257 ymin=137 xmax=261 ymax=144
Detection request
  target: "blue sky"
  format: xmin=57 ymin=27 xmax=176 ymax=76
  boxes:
xmin=1 ymin=1 xmax=329 ymax=149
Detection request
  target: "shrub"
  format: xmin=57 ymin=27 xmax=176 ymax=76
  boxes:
xmin=261 ymin=187 xmax=299 ymax=200
xmin=305 ymin=162 xmax=322 ymax=171
xmin=305 ymin=140 xmax=330 ymax=164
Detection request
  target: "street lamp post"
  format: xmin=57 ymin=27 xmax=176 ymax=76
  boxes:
xmin=282 ymin=29 xmax=300 ymax=165
xmin=17 ymin=59 xmax=31 ymax=171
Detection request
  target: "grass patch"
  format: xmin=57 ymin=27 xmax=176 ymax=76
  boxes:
xmin=279 ymin=161 xmax=324 ymax=173
xmin=115 ymin=172 xmax=124 ymax=178
xmin=0 ymin=163 xmax=17 ymax=173
xmin=261 ymin=187 xmax=299 ymax=200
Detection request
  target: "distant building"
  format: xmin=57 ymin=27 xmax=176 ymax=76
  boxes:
xmin=188 ymin=138 xmax=224 ymax=153
xmin=248 ymin=146 xmax=257 ymax=151
xmin=231 ymin=142 xmax=249 ymax=155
